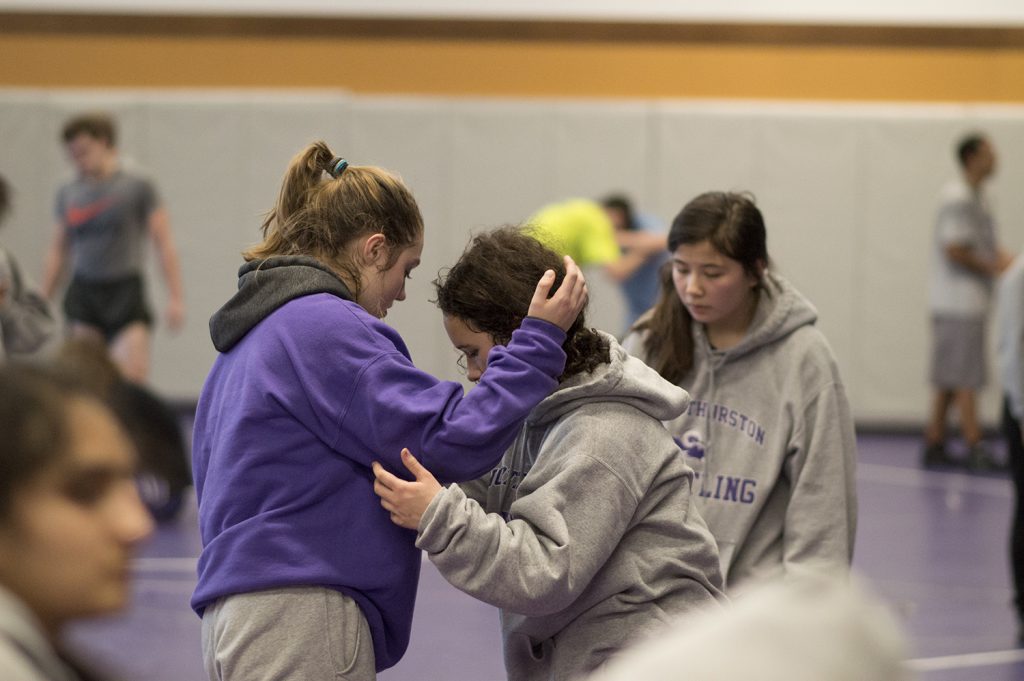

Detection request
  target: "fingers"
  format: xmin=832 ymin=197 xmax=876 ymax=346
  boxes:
xmin=561 ymin=256 xmax=588 ymax=309
xmin=372 ymin=463 xmax=403 ymax=518
xmin=371 ymin=456 xmax=434 ymax=531
xmin=548 ymin=257 xmax=588 ymax=328
xmin=401 ymin=448 xmax=426 ymax=479
xmin=556 ymin=256 xmax=588 ymax=310
xmin=371 ymin=461 xmax=397 ymax=491
xmin=529 ymin=269 xmax=557 ymax=309
xmin=525 ymin=256 xmax=589 ymax=331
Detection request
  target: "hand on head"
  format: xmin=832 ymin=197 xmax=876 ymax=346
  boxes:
xmin=372 ymin=448 xmax=443 ymax=530
xmin=527 ymin=255 xmax=588 ymax=332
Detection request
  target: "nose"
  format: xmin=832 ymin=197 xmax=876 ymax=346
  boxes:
xmin=396 ymin=283 xmax=407 ymax=303
xmin=684 ymin=273 xmax=703 ymax=297
xmin=115 ymin=481 xmax=155 ymax=546
xmin=466 ymin=357 xmax=485 ymax=383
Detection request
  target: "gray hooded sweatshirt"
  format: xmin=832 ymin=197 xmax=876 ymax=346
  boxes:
xmin=0 ymin=585 xmax=81 ymax=681
xmin=416 ymin=334 xmax=726 ymax=681
xmin=623 ymin=273 xmax=857 ymax=592
xmin=0 ymin=247 xmax=53 ymax=362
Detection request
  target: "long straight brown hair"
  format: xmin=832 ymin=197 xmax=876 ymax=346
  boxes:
xmin=633 ymin=191 xmax=768 ymax=384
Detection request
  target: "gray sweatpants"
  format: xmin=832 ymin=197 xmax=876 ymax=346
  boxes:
xmin=201 ymin=586 xmax=376 ymax=681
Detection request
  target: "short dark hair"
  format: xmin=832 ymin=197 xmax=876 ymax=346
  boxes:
xmin=62 ymin=112 xmax=117 ymax=146
xmin=956 ymin=133 xmax=987 ymax=168
xmin=0 ymin=364 xmax=98 ymax=519
xmin=601 ymin=194 xmax=637 ymax=231
xmin=434 ymin=225 xmax=609 ymax=381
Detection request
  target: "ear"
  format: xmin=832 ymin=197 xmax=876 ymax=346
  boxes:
xmin=750 ymin=259 xmax=767 ymax=287
xmin=360 ymin=233 xmax=388 ymax=266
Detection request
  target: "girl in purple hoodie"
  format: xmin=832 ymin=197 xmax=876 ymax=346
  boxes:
xmin=192 ymin=141 xmax=587 ymax=680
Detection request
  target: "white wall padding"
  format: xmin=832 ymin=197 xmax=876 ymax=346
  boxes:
xmin=2 ymin=89 xmax=1023 ymax=427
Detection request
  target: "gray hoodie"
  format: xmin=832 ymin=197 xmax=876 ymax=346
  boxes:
xmin=623 ymin=273 xmax=857 ymax=592
xmin=0 ymin=247 xmax=53 ymax=362
xmin=0 ymin=585 xmax=81 ymax=681
xmin=416 ymin=335 xmax=725 ymax=681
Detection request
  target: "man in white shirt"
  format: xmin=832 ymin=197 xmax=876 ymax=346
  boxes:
xmin=923 ymin=133 xmax=1012 ymax=470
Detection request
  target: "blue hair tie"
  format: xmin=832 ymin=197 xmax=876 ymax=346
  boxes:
xmin=329 ymin=157 xmax=349 ymax=178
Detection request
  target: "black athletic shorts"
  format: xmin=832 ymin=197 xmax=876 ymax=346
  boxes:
xmin=63 ymin=274 xmax=153 ymax=341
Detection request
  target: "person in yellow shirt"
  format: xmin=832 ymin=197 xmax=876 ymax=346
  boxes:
xmin=528 ymin=199 xmax=622 ymax=268
xmin=527 ymin=198 xmax=667 ymax=334
xmin=529 ymin=198 xmax=666 ymax=282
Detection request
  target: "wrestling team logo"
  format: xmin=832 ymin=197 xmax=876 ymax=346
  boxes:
xmin=675 ymin=430 xmax=705 ymax=460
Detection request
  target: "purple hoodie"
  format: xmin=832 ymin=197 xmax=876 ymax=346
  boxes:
xmin=191 ymin=256 xmax=567 ymax=671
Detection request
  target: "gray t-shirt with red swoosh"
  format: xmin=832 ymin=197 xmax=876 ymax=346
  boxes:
xmin=55 ymin=168 xmax=157 ymax=281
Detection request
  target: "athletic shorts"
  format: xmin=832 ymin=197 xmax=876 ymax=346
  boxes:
xmin=929 ymin=315 xmax=986 ymax=390
xmin=63 ymin=274 xmax=153 ymax=341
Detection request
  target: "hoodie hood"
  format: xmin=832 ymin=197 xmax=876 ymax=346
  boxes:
xmin=700 ymin=271 xmax=818 ymax=364
xmin=690 ymin=271 xmax=817 ymax=474
xmin=526 ymin=332 xmax=690 ymax=428
xmin=209 ymin=256 xmax=354 ymax=352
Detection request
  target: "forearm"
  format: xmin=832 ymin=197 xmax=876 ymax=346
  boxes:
xmin=418 ymin=458 xmax=633 ymax=615
xmin=158 ymin=241 xmax=184 ymax=302
xmin=149 ymin=208 xmax=184 ymax=302
xmin=411 ymin=318 xmax=564 ymax=479
xmin=418 ymin=485 xmax=579 ymax=615
xmin=39 ymin=239 xmax=66 ymax=299
xmin=604 ymin=250 xmax=653 ymax=283
xmin=341 ymin=318 xmax=564 ymax=482
xmin=946 ymin=245 xmax=996 ymax=277
xmin=616 ymin=230 xmax=667 ymax=256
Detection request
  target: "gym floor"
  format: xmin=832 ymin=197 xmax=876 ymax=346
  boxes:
xmin=66 ymin=432 xmax=1024 ymax=681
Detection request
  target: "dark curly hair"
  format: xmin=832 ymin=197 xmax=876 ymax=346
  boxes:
xmin=434 ymin=225 xmax=609 ymax=381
